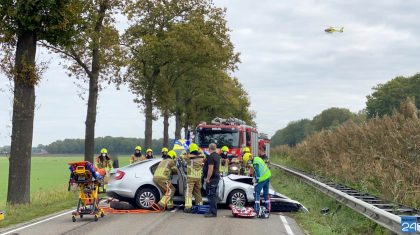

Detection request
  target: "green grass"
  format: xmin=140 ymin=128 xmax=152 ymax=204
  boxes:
xmin=270 ymin=157 xmax=386 ymax=235
xmin=0 ymin=154 xmax=131 ymax=228
xmin=0 ymin=154 xmax=131 ymax=206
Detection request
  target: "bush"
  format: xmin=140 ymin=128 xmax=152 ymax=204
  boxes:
xmin=282 ymin=99 xmax=420 ymax=208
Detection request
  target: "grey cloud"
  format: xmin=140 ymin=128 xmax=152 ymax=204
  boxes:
xmin=1 ymin=0 xmax=420 ymax=144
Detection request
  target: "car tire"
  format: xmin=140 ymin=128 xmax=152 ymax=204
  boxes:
xmin=135 ymin=187 xmax=160 ymax=209
xmin=110 ymin=201 xmax=135 ymax=210
xmin=227 ymin=189 xmax=247 ymax=207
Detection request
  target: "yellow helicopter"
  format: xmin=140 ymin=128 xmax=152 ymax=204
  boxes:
xmin=325 ymin=26 xmax=344 ymax=34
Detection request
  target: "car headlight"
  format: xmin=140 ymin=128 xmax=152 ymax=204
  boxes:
xmin=231 ymin=166 xmax=238 ymax=171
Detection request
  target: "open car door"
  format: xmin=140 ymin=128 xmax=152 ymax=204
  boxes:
xmin=218 ymin=177 xmax=225 ymax=201
xmin=174 ymin=158 xmax=187 ymax=196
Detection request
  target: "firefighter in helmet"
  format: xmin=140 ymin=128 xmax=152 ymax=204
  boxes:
xmin=130 ymin=146 xmax=143 ymax=164
xmin=153 ymin=150 xmax=178 ymax=210
xmin=96 ymin=148 xmax=112 ymax=170
xmin=161 ymin=147 xmax=169 ymax=158
xmin=183 ymin=143 xmax=205 ymax=213
xmin=240 ymin=147 xmax=252 ymax=176
xmin=145 ymin=149 xmax=154 ymax=159
xmin=242 ymin=152 xmax=253 ymax=176
xmin=219 ymin=146 xmax=230 ymax=176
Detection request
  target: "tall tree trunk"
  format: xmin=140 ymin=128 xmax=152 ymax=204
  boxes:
xmin=144 ymin=69 xmax=160 ymax=148
xmin=84 ymin=72 xmax=99 ymax=163
xmin=163 ymin=109 xmax=169 ymax=147
xmin=175 ymin=89 xmax=182 ymax=139
xmin=7 ymin=31 xmax=37 ymax=204
xmin=84 ymin=4 xmax=106 ymax=163
xmin=144 ymin=94 xmax=153 ymax=148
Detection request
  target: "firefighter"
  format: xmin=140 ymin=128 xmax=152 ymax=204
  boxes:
xmin=240 ymin=147 xmax=251 ymax=175
xmin=153 ymin=150 xmax=178 ymax=210
xmin=183 ymin=143 xmax=205 ymax=213
xmin=219 ymin=146 xmax=229 ymax=176
xmin=250 ymin=154 xmax=271 ymax=215
xmin=161 ymin=147 xmax=169 ymax=158
xmin=96 ymin=148 xmax=112 ymax=170
xmin=145 ymin=149 xmax=154 ymax=159
xmin=242 ymin=151 xmax=253 ymax=176
xmin=130 ymin=146 xmax=143 ymax=164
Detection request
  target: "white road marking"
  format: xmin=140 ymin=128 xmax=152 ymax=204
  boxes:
xmin=280 ymin=215 xmax=295 ymax=235
xmin=0 ymin=209 xmax=73 ymax=235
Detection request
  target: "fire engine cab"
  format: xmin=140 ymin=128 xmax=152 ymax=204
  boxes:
xmin=191 ymin=117 xmax=269 ymax=160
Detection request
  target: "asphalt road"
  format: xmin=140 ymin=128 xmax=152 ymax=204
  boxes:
xmin=0 ymin=207 xmax=305 ymax=235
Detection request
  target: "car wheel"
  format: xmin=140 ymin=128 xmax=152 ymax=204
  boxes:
xmin=136 ymin=187 xmax=159 ymax=209
xmin=227 ymin=189 xmax=247 ymax=207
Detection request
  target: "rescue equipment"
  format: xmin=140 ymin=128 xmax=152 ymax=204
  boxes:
xmin=68 ymin=161 xmax=105 ymax=222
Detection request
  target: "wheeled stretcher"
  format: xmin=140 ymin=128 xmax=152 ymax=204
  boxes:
xmin=68 ymin=161 xmax=105 ymax=222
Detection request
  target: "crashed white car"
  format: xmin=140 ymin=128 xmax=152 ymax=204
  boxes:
xmin=107 ymin=158 xmax=303 ymax=212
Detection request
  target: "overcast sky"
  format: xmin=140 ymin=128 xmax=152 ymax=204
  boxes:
xmin=1 ymin=0 xmax=420 ymax=146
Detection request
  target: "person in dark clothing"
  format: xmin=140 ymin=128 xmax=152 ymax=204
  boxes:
xmin=203 ymin=143 xmax=220 ymax=217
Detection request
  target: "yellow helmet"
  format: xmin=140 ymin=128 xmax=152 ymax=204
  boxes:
xmin=100 ymin=148 xmax=108 ymax=154
xmin=135 ymin=146 xmax=142 ymax=151
xmin=221 ymin=146 xmax=229 ymax=152
xmin=243 ymin=147 xmax=250 ymax=153
xmin=146 ymin=148 xmax=153 ymax=153
xmin=168 ymin=150 xmax=177 ymax=159
xmin=189 ymin=143 xmax=199 ymax=153
xmin=161 ymin=147 xmax=169 ymax=153
xmin=243 ymin=153 xmax=251 ymax=163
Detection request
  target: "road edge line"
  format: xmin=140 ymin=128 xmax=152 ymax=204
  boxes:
xmin=0 ymin=209 xmax=73 ymax=235
xmin=280 ymin=215 xmax=295 ymax=235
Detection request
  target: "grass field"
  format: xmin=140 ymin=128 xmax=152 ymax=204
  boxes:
xmin=0 ymin=154 xmax=131 ymax=206
xmin=0 ymin=154 xmax=132 ymax=228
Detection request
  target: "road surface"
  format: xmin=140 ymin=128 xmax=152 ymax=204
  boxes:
xmin=0 ymin=207 xmax=305 ymax=235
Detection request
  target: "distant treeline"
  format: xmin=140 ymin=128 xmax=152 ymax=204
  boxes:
xmin=0 ymin=137 xmax=175 ymax=155
xmin=271 ymin=108 xmax=366 ymax=147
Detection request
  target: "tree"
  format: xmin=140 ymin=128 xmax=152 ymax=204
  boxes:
xmin=161 ymin=7 xmax=242 ymax=137
xmin=310 ymin=107 xmax=354 ymax=132
xmin=271 ymin=119 xmax=311 ymax=147
xmin=43 ymin=0 xmax=125 ymax=163
xmin=366 ymin=74 xmax=420 ymax=118
xmin=124 ymin=0 xmax=211 ymax=147
xmin=0 ymin=0 xmax=80 ymax=204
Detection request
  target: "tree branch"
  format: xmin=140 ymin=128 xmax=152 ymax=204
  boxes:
xmin=40 ymin=41 xmax=93 ymax=78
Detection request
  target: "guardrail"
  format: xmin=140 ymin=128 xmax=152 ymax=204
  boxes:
xmin=271 ymin=163 xmax=419 ymax=235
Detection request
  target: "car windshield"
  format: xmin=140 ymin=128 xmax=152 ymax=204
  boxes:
xmin=195 ymin=128 xmax=240 ymax=148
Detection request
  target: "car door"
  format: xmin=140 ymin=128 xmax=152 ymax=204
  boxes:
xmin=174 ymin=158 xmax=187 ymax=196
xmin=218 ymin=177 xmax=225 ymax=201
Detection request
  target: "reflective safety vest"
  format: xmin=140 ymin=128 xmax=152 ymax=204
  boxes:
xmin=252 ymin=156 xmax=271 ymax=183
xmin=187 ymin=154 xmax=204 ymax=179
xmin=154 ymin=159 xmax=176 ymax=179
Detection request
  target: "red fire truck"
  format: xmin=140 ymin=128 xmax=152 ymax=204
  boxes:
xmin=191 ymin=117 xmax=270 ymax=160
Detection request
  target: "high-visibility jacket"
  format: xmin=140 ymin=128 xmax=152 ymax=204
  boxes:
xmin=96 ymin=155 xmax=112 ymax=170
xmin=154 ymin=158 xmax=177 ymax=179
xmin=130 ymin=154 xmax=143 ymax=164
xmin=220 ymin=158 xmax=229 ymax=174
xmin=185 ymin=153 xmax=204 ymax=179
xmin=253 ymin=156 xmax=271 ymax=182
